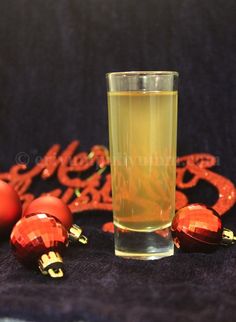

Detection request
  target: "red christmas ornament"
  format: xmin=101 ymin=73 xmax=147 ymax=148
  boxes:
xmin=10 ymin=213 xmax=68 ymax=278
xmin=171 ymin=203 xmax=236 ymax=252
xmin=23 ymin=196 xmax=87 ymax=244
xmin=0 ymin=180 xmax=22 ymax=236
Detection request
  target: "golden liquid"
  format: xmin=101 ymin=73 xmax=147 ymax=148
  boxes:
xmin=108 ymin=91 xmax=177 ymax=232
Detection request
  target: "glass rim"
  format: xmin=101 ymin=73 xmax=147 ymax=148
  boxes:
xmin=106 ymin=71 xmax=179 ymax=77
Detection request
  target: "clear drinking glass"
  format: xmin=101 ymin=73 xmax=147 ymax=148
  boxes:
xmin=106 ymin=71 xmax=178 ymax=259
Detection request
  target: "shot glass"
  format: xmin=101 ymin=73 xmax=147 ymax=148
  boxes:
xmin=106 ymin=71 xmax=178 ymax=259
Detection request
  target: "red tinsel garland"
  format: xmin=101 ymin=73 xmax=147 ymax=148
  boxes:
xmin=0 ymin=141 xmax=235 ymax=233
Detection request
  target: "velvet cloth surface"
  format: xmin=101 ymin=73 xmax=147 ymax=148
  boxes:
xmin=0 ymin=0 xmax=236 ymax=321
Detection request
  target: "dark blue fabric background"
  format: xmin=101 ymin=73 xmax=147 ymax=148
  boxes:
xmin=0 ymin=0 xmax=236 ymax=321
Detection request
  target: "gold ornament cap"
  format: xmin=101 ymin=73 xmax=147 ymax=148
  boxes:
xmin=69 ymin=224 xmax=88 ymax=244
xmin=38 ymin=251 xmax=64 ymax=278
xmin=221 ymin=228 xmax=236 ymax=246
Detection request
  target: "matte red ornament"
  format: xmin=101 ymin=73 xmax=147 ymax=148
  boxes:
xmin=0 ymin=180 xmax=22 ymax=237
xmin=23 ymin=196 xmax=72 ymax=230
xmin=171 ymin=204 xmax=223 ymax=252
xmin=10 ymin=213 xmax=68 ymax=278
xmin=23 ymin=196 xmax=87 ymax=244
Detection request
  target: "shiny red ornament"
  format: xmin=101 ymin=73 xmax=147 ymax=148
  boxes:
xmin=171 ymin=204 xmax=236 ymax=252
xmin=0 ymin=180 xmax=22 ymax=236
xmin=23 ymin=196 xmax=88 ymax=244
xmin=10 ymin=213 xmax=68 ymax=278
xmin=171 ymin=204 xmax=223 ymax=252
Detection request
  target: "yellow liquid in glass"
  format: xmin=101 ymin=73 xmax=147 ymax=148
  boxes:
xmin=108 ymin=91 xmax=177 ymax=232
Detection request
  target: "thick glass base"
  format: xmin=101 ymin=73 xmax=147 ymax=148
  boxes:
xmin=114 ymin=225 xmax=174 ymax=260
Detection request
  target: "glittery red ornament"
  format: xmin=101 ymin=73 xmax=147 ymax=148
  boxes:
xmin=23 ymin=196 xmax=87 ymax=244
xmin=10 ymin=213 xmax=68 ymax=278
xmin=0 ymin=180 xmax=22 ymax=237
xmin=171 ymin=204 xmax=223 ymax=252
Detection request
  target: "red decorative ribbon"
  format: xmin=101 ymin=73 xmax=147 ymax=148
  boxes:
xmin=0 ymin=141 xmax=234 ymax=233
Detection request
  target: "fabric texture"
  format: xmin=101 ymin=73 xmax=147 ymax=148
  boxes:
xmin=0 ymin=0 xmax=236 ymax=321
